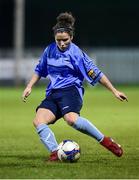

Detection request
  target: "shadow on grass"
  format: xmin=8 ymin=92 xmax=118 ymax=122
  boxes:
xmin=0 ymin=154 xmax=44 ymax=160
xmin=0 ymin=154 xmax=46 ymax=168
xmin=0 ymin=153 xmax=113 ymax=168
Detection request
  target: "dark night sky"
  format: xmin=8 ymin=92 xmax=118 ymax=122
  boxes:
xmin=0 ymin=0 xmax=139 ymax=48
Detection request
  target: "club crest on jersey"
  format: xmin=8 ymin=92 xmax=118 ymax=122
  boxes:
xmin=88 ymin=70 xmax=96 ymax=79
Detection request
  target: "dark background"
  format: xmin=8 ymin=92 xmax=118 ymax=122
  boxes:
xmin=0 ymin=0 xmax=139 ymax=48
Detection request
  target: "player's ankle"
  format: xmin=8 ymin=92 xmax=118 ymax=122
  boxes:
xmin=49 ymin=150 xmax=59 ymax=161
xmin=100 ymin=136 xmax=111 ymax=147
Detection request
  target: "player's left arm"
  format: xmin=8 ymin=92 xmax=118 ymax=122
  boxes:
xmin=99 ymin=74 xmax=128 ymax=102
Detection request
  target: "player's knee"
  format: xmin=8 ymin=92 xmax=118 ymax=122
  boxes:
xmin=33 ymin=108 xmax=56 ymax=127
xmin=65 ymin=118 xmax=75 ymax=126
xmin=64 ymin=113 xmax=79 ymax=126
xmin=33 ymin=118 xmax=40 ymax=127
xmin=33 ymin=117 xmax=49 ymax=127
xmin=33 ymin=116 xmax=56 ymax=127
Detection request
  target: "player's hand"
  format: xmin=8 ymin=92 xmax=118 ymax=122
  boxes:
xmin=113 ymin=90 xmax=128 ymax=102
xmin=22 ymin=87 xmax=32 ymax=102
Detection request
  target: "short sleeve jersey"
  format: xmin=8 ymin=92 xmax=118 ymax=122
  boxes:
xmin=35 ymin=42 xmax=103 ymax=98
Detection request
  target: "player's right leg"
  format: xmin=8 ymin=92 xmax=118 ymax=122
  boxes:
xmin=33 ymin=108 xmax=59 ymax=161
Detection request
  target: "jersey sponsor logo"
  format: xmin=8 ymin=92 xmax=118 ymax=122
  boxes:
xmin=88 ymin=70 xmax=96 ymax=79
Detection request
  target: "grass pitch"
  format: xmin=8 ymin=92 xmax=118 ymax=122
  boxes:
xmin=0 ymin=85 xmax=139 ymax=179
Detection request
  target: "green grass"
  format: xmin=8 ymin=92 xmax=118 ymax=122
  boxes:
xmin=0 ymin=85 xmax=139 ymax=179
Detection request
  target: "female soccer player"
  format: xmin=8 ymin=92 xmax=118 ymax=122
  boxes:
xmin=22 ymin=12 xmax=128 ymax=161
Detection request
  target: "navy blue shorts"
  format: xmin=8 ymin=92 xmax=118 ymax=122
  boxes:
xmin=36 ymin=86 xmax=83 ymax=120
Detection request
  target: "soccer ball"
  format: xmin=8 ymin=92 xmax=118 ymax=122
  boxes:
xmin=57 ymin=140 xmax=80 ymax=162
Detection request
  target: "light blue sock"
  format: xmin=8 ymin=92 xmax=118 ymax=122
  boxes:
xmin=73 ymin=116 xmax=104 ymax=141
xmin=36 ymin=123 xmax=58 ymax=152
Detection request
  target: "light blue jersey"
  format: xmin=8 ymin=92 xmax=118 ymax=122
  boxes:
xmin=35 ymin=42 xmax=103 ymax=98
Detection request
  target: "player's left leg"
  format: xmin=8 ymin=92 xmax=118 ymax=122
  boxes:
xmin=64 ymin=113 xmax=123 ymax=157
xmin=60 ymin=86 xmax=123 ymax=157
xmin=64 ymin=113 xmax=104 ymax=141
xmin=60 ymin=86 xmax=105 ymax=142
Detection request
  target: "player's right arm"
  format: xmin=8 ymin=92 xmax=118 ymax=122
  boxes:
xmin=22 ymin=47 xmax=49 ymax=102
xmin=22 ymin=46 xmax=49 ymax=102
xmin=22 ymin=73 xmax=40 ymax=102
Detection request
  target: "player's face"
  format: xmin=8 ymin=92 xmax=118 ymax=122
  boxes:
xmin=55 ymin=32 xmax=73 ymax=51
